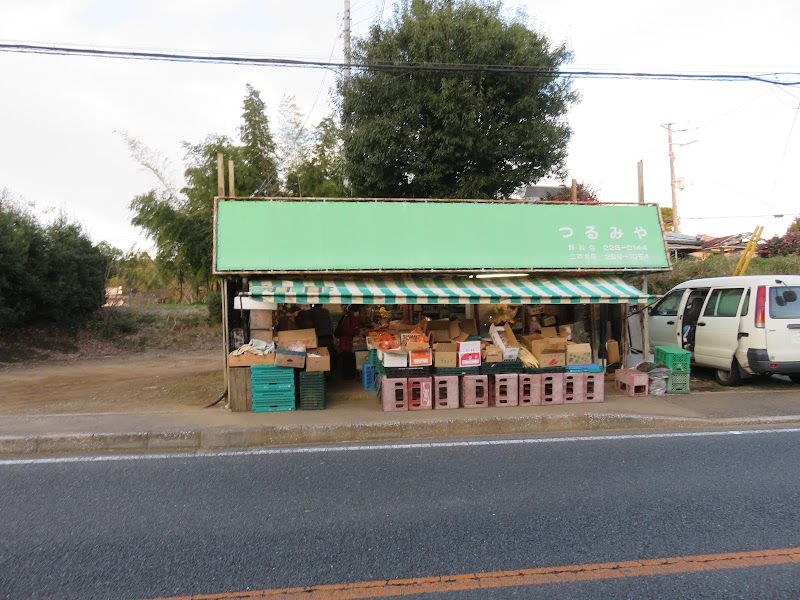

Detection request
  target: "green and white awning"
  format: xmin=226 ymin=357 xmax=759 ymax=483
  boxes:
xmin=248 ymin=276 xmax=652 ymax=305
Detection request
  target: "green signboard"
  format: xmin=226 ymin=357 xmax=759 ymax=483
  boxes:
xmin=214 ymin=199 xmax=670 ymax=273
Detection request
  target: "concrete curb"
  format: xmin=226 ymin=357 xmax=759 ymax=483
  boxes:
xmin=2 ymin=413 xmax=800 ymax=458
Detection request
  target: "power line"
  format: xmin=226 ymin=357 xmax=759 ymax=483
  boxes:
xmin=682 ymin=213 xmax=799 ymax=220
xmin=1 ymin=42 xmax=799 ymax=85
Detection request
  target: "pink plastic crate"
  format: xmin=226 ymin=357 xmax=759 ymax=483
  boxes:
xmin=381 ymin=376 xmax=408 ymax=411
xmin=614 ymin=369 xmax=648 ymax=397
xmin=461 ymin=375 xmax=489 ymax=408
xmin=408 ymin=377 xmax=433 ymax=410
xmin=563 ymin=373 xmax=586 ymax=404
xmin=489 ymin=374 xmax=519 ymax=407
xmin=433 ymin=376 xmax=459 ymax=409
xmin=541 ymin=373 xmax=564 ymax=405
xmin=584 ymin=372 xmax=605 ymax=403
xmin=518 ymin=374 xmax=542 ymax=406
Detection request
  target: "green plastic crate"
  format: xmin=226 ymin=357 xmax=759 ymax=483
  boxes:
xmin=667 ymin=372 xmax=690 ymax=394
xmin=480 ymin=361 xmax=523 ymax=375
xmin=435 ymin=366 xmax=480 ymax=376
xmin=655 ymin=346 xmax=691 ymax=373
xmin=298 ymin=371 xmax=326 ymax=410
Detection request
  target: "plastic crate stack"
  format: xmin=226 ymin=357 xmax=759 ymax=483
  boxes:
xmin=298 ymin=371 xmax=326 ymax=410
xmin=655 ymin=345 xmax=691 ymax=394
xmin=251 ymin=365 xmax=296 ymax=412
xmin=362 ymin=363 xmax=379 ymax=392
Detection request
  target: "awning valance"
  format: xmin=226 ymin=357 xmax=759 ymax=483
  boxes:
xmin=247 ymin=276 xmax=652 ymax=305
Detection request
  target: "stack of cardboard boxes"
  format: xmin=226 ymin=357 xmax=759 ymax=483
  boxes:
xmin=228 ymin=328 xmax=331 ymax=372
xmin=518 ymin=325 xmax=593 ymax=367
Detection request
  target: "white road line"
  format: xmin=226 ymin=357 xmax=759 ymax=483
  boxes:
xmin=2 ymin=428 xmax=800 ymax=466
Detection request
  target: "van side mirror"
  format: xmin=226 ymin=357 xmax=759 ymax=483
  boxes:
xmin=784 ymin=290 xmax=797 ymax=303
xmin=647 ymin=306 xmax=654 ymax=316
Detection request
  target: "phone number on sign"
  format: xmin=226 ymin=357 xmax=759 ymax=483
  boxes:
xmin=603 ymin=244 xmax=648 ymax=251
xmin=604 ymin=253 xmax=650 ymax=261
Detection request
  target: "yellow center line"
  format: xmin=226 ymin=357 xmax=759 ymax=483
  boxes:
xmin=144 ymin=547 xmax=800 ymax=600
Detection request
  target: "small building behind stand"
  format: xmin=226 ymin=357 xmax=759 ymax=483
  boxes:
xmin=214 ymin=197 xmax=671 ymax=412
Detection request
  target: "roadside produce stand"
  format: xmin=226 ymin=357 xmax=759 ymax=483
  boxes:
xmin=213 ymin=197 xmax=671 ymax=412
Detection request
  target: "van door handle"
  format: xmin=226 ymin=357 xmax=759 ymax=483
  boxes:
xmin=666 ymin=320 xmax=675 ymax=325
xmin=738 ymin=332 xmax=749 ymax=338
xmin=697 ymin=322 xmax=706 ymax=326
xmin=788 ymin=324 xmax=800 ymax=330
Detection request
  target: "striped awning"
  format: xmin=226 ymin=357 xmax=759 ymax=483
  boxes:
xmin=247 ymin=276 xmax=652 ymax=305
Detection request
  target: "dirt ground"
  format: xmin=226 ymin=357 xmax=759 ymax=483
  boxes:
xmin=0 ymin=350 xmax=224 ymax=415
xmin=0 ymin=305 xmax=225 ymax=416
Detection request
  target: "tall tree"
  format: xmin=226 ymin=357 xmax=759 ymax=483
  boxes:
xmin=129 ymin=84 xmax=279 ymax=298
xmin=285 ymin=116 xmax=347 ymax=197
xmin=238 ymin=84 xmax=280 ymax=196
xmin=338 ymin=0 xmax=577 ymax=198
xmin=276 ymin=95 xmax=311 ymax=181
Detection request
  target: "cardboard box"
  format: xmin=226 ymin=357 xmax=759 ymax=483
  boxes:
xmin=457 ymin=351 xmax=481 ymax=367
xmin=459 ymin=318 xmax=479 ymax=336
xmin=529 ymin=339 xmax=567 ymax=367
xmin=389 ymin=321 xmax=416 ymax=335
xmin=558 ymin=323 xmax=574 ymax=340
xmin=382 ymin=349 xmax=408 ymax=368
xmin=409 ymin=349 xmax=433 ymax=367
xmin=306 ymin=347 xmax=331 ymax=372
xmin=250 ymin=310 xmax=273 ymax=330
xmin=429 ymin=329 xmax=455 ymax=343
xmin=425 ymin=319 xmax=461 ymax=340
xmin=434 ymin=343 xmax=458 ymax=368
xmin=404 ymin=341 xmax=430 ymax=351
xmin=355 ymin=350 xmax=370 ymax=370
xmin=540 ymin=326 xmax=558 ymax=339
xmin=566 ymin=343 xmax=592 ymax=366
xmin=488 ymin=325 xmax=521 ymax=361
xmin=277 ymin=328 xmax=318 ymax=350
xmin=275 ymin=348 xmax=306 ymax=368
xmin=457 ymin=340 xmax=481 ymax=354
xmin=228 ymin=352 xmax=276 ymax=367
xmin=482 ymin=345 xmax=504 ymax=362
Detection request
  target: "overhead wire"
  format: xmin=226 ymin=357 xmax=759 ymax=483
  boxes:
xmin=1 ymin=42 xmax=799 ymax=86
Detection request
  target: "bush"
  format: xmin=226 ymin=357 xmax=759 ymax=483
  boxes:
xmin=757 ymin=232 xmax=800 ymax=258
xmin=206 ymin=291 xmax=222 ymax=324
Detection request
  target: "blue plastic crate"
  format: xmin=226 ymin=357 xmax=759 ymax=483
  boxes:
xmin=565 ymin=364 xmax=604 ymax=373
xmin=362 ymin=364 xmax=379 ymax=391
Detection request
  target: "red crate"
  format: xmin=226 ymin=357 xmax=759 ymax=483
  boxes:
xmin=563 ymin=373 xmax=586 ymax=404
xmin=614 ymin=369 xmax=648 ymax=397
xmin=433 ymin=376 xmax=459 ymax=409
xmin=408 ymin=377 xmax=433 ymax=410
xmin=518 ymin=374 xmax=542 ymax=406
xmin=584 ymin=372 xmax=605 ymax=403
xmin=489 ymin=374 xmax=519 ymax=407
xmin=461 ymin=375 xmax=489 ymax=408
xmin=381 ymin=377 xmax=408 ymax=411
xmin=541 ymin=373 xmax=564 ymax=405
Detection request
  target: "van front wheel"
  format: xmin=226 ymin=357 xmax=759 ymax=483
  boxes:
xmin=714 ymin=359 xmax=742 ymax=386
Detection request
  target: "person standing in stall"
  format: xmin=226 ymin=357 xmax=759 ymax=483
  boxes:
xmin=336 ymin=304 xmax=362 ymax=380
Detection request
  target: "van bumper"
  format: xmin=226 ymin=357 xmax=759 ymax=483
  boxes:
xmin=747 ymin=349 xmax=800 ymax=375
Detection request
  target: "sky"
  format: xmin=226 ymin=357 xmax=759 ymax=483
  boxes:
xmin=1 ymin=0 xmax=798 ymax=254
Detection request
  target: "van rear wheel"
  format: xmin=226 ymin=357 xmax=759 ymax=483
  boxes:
xmin=714 ymin=359 xmax=742 ymax=386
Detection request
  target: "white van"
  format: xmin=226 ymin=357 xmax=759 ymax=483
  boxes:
xmin=648 ymin=275 xmax=800 ymax=386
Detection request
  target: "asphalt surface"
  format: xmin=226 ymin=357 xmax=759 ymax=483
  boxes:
xmin=2 ymin=429 xmax=800 ymax=599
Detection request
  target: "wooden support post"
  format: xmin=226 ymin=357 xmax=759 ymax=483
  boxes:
xmin=222 ymin=278 xmax=230 ymax=398
xmin=228 ymin=159 xmax=236 ymax=197
xmin=641 ymin=276 xmax=650 ymax=361
xmin=217 ymin=152 xmax=225 ymax=198
xmin=571 ymin=179 xmax=578 ymax=203
xmin=229 ymin=367 xmax=252 ymax=412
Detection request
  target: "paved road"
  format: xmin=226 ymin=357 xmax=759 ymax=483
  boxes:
xmin=1 ymin=430 xmax=800 ymax=599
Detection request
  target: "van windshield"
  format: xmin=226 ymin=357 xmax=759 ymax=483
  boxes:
xmin=769 ymin=286 xmax=800 ymax=319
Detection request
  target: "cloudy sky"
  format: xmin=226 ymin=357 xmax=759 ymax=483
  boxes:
xmin=1 ymin=0 xmax=798 ymax=253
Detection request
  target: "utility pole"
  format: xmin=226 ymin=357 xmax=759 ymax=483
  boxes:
xmin=666 ymin=123 xmax=679 ymax=233
xmin=344 ymin=0 xmax=351 ymax=80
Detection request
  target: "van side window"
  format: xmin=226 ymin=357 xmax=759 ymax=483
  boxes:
xmin=740 ymin=290 xmax=750 ymax=317
xmin=652 ymin=290 xmax=683 ymax=316
xmin=703 ymin=288 xmax=744 ymax=317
